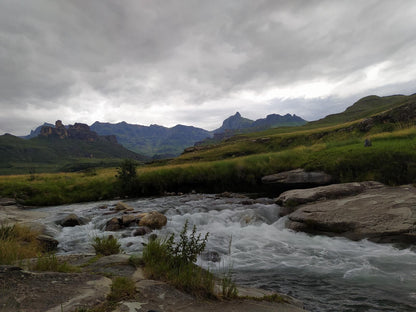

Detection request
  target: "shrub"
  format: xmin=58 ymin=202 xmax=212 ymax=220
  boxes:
xmin=92 ymin=235 xmax=121 ymax=256
xmin=165 ymin=219 xmax=209 ymax=267
xmin=142 ymin=221 xmax=215 ymax=297
xmin=116 ymin=159 xmax=138 ymax=195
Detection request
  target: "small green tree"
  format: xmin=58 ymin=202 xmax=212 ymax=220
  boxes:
xmin=116 ymin=159 xmax=138 ymax=195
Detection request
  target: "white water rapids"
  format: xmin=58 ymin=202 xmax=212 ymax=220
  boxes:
xmin=35 ymin=194 xmax=416 ymax=312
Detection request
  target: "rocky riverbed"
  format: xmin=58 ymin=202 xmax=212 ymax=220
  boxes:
xmin=2 ymin=181 xmax=416 ymax=311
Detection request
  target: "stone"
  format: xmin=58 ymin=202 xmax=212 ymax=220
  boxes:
xmin=37 ymin=234 xmax=59 ymax=252
xmin=105 ymin=217 xmax=121 ymax=231
xmin=138 ymin=211 xmax=167 ymax=229
xmin=286 ymin=184 xmax=416 ymax=244
xmin=262 ymin=168 xmax=333 ymax=185
xmin=132 ymin=226 xmax=152 ymax=236
xmin=115 ymin=202 xmax=134 ymax=211
xmin=121 ymin=214 xmax=138 ymax=227
xmin=276 ymin=181 xmax=383 ymax=215
xmin=59 ymin=213 xmax=88 ymax=227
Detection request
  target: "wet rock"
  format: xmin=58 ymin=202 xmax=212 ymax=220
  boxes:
xmin=262 ymin=168 xmax=332 ymax=185
xmin=121 ymin=214 xmax=138 ymax=227
xmin=37 ymin=234 xmax=59 ymax=252
xmin=105 ymin=217 xmax=122 ymax=231
xmin=132 ymin=226 xmax=152 ymax=236
xmin=115 ymin=202 xmax=134 ymax=211
xmin=216 ymin=192 xmax=247 ymax=198
xmin=59 ymin=213 xmax=89 ymax=227
xmin=241 ymin=199 xmax=254 ymax=205
xmin=286 ymin=184 xmax=416 ymax=244
xmin=138 ymin=211 xmax=167 ymax=229
xmin=276 ymin=181 xmax=383 ymax=215
xmin=201 ymin=251 xmax=221 ymax=263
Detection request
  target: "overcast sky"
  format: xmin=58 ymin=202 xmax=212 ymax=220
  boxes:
xmin=1 ymin=0 xmax=416 ymax=135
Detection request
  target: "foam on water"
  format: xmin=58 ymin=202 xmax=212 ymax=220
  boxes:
xmin=36 ymin=194 xmax=416 ymax=311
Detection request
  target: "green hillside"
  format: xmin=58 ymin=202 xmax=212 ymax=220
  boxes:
xmin=0 ymin=134 xmax=147 ymax=175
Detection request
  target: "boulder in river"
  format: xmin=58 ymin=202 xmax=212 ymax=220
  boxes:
xmin=286 ymin=183 xmax=416 ymax=244
xmin=132 ymin=226 xmax=152 ymax=236
xmin=115 ymin=202 xmax=134 ymax=211
xmin=59 ymin=213 xmax=89 ymax=227
xmin=138 ymin=211 xmax=167 ymax=229
xmin=105 ymin=217 xmax=122 ymax=231
xmin=37 ymin=234 xmax=59 ymax=252
xmin=262 ymin=168 xmax=333 ymax=185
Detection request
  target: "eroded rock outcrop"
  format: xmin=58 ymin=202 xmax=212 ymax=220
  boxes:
xmin=276 ymin=181 xmax=383 ymax=216
xmin=285 ymin=183 xmax=416 ymax=244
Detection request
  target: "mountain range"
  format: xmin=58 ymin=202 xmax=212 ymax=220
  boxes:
xmin=22 ymin=112 xmax=307 ymax=158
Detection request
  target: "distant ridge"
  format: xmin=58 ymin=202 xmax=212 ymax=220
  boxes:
xmin=90 ymin=122 xmax=212 ymax=158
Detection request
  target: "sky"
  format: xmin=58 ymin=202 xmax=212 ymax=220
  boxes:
xmin=1 ymin=0 xmax=416 ymax=136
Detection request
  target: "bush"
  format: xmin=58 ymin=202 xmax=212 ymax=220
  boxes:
xmin=92 ymin=235 xmax=121 ymax=256
xmin=142 ymin=221 xmax=215 ymax=297
xmin=165 ymin=219 xmax=209 ymax=267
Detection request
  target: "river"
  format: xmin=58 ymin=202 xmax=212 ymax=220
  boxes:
xmin=35 ymin=194 xmax=416 ymax=312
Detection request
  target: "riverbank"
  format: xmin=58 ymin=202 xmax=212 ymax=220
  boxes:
xmin=0 ymin=254 xmax=306 ymax=312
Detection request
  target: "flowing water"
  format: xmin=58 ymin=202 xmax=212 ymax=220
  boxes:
xmin=35 ymin=194 xmax=416 ymax=312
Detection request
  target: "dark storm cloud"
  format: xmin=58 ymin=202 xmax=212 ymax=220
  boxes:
xmin=1 ymin=0 xmax=416 ymax=134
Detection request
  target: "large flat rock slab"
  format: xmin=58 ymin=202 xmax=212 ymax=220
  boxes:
xmin=0 ymin=267 xmax=111 ymax=312
xmin=286 ymin=184 xmax=416 ymax=244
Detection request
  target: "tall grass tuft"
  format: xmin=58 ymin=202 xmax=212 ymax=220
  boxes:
xmin=92 ymin=235 xmax=121 ymax=256
xmin=0 ymin=223 xmax=41 ymax=265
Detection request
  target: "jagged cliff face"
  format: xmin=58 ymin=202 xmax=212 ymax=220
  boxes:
xmin=40 ymin=120 xmax=117 ymax=143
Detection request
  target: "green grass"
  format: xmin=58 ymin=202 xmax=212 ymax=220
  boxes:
xmin=0 ymin=168 xmax=118 ymax=206
xmin=31 ymin=253 xmax=80 ymax=273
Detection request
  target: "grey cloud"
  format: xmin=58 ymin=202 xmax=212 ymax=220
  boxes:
xmin=1 ymin=0 xmax=416 ymax=135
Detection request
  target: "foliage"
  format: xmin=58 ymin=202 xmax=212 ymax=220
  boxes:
xmin=107 ymin=277 xmax=136 ymax=301
xmin=0 ymin=223 xmax=41 ymax=265
xmin=165 ymin=219 xmax=209 ymax=267
xmin=92 ymin=235 xmax=121 ymax=256
xmin=31 ymin=253 xmax=80 ymax=272
xmin=116 ymin=159 xmax=138 ymax=195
